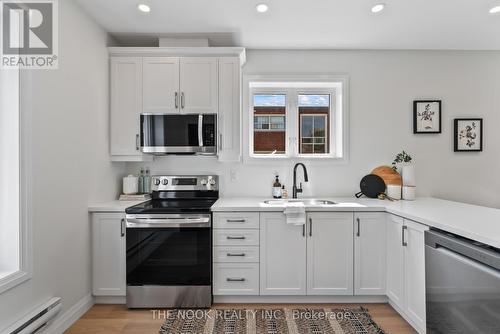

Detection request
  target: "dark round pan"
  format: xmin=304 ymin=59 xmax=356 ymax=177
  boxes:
xmin=355 ymin=174 xmax=386 ymax=198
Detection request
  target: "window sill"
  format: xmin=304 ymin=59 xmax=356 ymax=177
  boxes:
xmin=244 ymin=155 xmax=349 ymax=165
xmin=0 ymin=270 xmax=31 ymax=295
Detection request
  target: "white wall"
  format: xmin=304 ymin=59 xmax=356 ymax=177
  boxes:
xmin=128 ymin=50 xmax=500 ymax=208
xmin=0 ymin=0 xmax=124 ymax=328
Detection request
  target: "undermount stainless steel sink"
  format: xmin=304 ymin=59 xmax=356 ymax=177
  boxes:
xmin=262 ymin=199 xmax=337 ymax=206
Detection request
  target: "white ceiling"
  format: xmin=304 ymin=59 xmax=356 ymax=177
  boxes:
xmin=76 ymin=0 xmax=500 ymax=50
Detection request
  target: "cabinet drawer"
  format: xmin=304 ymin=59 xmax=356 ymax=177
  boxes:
xmin=213 ymin=246 xmax=260 ymax=263
xmin=213 ymin=229 xmax=260 ymax=246
xmin=213 ymin=212 xmax=259 ymax=229
xmin=213 ymin=263 xmax=259 ymax=295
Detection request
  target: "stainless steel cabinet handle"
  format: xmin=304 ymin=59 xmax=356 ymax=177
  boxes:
xmin=356 ymin=218 xmax=361 ymax=237
xmin=226 ymin=278 xmax=245 ymax=282
xmin=402 ymin=225 xmax=408 ymax=247
xmin=227 ymin=236 xmax=245 ymax=240
xmin=219 ymin=133 xmax=223 ymax=150
xmin=227 ymin=219 xmax=246 ymax=223
xmin=198 ymin=114 xmax=204 ymax=147
xmin=181 ymin=92 xmax=185 ymax=109
xmin=120 ymin=218 xmax=125 ymax=237
xmin=302 ymin=224 xmax=305 ymax=237
xmin=227 ymin=253 xmax=246 ymax=257
xmin=135 ymin=134 xmax=140 ymax=151
xmin=309 ymin=218 xmax=313 ymax=237
xmin=175 ymin=92 xmax=179 ymax=109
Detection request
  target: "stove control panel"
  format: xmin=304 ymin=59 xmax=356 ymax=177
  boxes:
xmin=151 ymin=175 xmax=218 ymax=191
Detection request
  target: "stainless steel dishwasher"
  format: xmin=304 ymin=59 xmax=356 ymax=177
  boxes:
xmin=425 ymin=229 xmax=500 ymax=334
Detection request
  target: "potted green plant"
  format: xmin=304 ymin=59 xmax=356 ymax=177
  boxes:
xmin=392 ymin=151 xmax=415 ymax=187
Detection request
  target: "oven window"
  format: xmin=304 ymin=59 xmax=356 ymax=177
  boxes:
xmin=126 ymin=227 xmax=211 ymax=286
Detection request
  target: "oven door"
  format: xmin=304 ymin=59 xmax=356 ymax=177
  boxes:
xmin=140 ymin=114 xmax=216 ymax=155
xmin=126 ymin=214 xmax=211 ymax=287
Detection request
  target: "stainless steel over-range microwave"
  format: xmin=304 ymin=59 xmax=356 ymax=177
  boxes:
xmin=140 ymin=114 xmax=216 ymax=155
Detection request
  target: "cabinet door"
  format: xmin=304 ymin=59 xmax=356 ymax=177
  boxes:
xmin=260 ymin=213 xmax=306 ymax=295
xmin=404 ymin=219 xmax=428 ymax=332
xmin=307 ymin=212 xmax=354 ymax=295
xmin=386 ymin=214 xmax=405 ymax=308
xmin=354 ymin=212 xmax=386 ymax=295
xmin=179 ymin=57 xmax=218 ymax=114
xmin=110 ymin=57 xmax=142 ymax=156
xmin=143 ymin=57 xmax=180 ymax=113
xmin=92 ymin=213 xmax=126 ymax=296
xmin=217 ymin=58 xmax=241 ymax=162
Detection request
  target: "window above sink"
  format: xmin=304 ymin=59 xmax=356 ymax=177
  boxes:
xmin=244 ymin=75 xmax=350 ymax=164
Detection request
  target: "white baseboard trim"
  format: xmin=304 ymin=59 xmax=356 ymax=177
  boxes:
xmin=388 ymin=299 xmax=425 ymax=334
xmin=94 ymin=296 xmax=126 ymax=304
xmin=45 ymin=293 xmax=94 ymax=334
xmin=214 ymin=295 xmax=388 ymax=304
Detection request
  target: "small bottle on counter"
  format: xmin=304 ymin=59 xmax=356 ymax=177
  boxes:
xmin=144 ymin=168 xmax=151 ymax=193
xmin=282 ymin=185 xmax=288 ymax=199
xmin=138 ymin=168 xmax=145 ymax=194
xmin=272 ymin=175 xmax=282 ymax=199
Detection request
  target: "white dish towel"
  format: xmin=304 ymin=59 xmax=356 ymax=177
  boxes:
xmin=283 ymin=202 xmax=306 ymax=225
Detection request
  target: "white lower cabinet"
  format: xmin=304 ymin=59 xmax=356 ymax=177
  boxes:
xmin=404 ymin=220 xmax=428 ymax=333
xmin=386 ymin=214 xmax=428 ymax=333
xmin=386 ymin=214 xmax=405 ymax=305
xmin=92 ymin=213 xmax=126 ymax=296
xmin=354 ymin=212 xmax=387 ymax=295
xmin=213 ymin=263 xmax=259 ymax=295
xmin=307 ymin=212 xmax=353 ymax=295
xmin=259 ymin=212 xmax=354 ymax=296
xmin=213 ymin=212 xmax=260 ymax=296
xmin=260 ymin=212 xmax=307 ymax=295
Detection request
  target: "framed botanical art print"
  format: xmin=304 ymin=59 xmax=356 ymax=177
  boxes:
xmin=413 ymin=100 xmax=442 ymax=134
xmin=454 ymin=118 xmax=483 ymax=152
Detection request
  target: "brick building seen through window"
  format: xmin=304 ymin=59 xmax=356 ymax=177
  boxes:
xmin=253 ymin=94 xmax=330 ymax=155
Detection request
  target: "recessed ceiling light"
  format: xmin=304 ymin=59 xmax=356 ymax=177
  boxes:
xmin=256 ymin=4 xmax=269 ymax=13
xmin=138 ymin=4 xmax=151 ymax=13
xmin=489 ymin=5 xmax=500 ymax=14
xmin=371 ymin=3 xmax=386 ymax=13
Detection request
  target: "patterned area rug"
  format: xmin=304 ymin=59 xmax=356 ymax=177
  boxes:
xmin=159 ymin=307 xmax=386 ymax=334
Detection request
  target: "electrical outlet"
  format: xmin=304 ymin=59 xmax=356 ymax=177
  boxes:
xmin=230 ymin=169 xmax=237 ymax=182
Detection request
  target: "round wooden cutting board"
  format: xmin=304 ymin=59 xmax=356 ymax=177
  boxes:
xmin=371 ymin=166 xmax=402 ymax=186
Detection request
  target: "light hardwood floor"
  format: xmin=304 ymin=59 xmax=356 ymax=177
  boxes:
xmin=66 ymin=303 xmax=416 ymax=334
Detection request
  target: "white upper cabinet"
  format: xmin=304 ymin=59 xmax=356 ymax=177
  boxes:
xmin=143 ymin=57 xmax=180 ymax=113
xmin=179 ymin=57 xmax=218 ymax=114
xmin=109 ymin=48 xmax=245 ymax=161
xmin=354 ymin=212 xmax=386 ymax=295
xmin=110 ymin=57 xmax=143 ymax=158
xmin=260 ymin=212 xmax=307 ymax=295
xmin=217 ymin=57 xmax=241 ymax=162
xmin=306 ymin=212 xmax=353 ymax=295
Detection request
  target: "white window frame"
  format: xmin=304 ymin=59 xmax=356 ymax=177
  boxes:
xmin=243 ymin=75 xmax=349 ymax=164
xmin=299 ymin=113 xmax=328 ymax=155
xmin=0 ymin=68 xmax=33 ymax=294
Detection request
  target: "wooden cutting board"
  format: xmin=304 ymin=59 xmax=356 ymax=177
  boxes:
xmin=371 ymin=166 xmax=402 ymax=186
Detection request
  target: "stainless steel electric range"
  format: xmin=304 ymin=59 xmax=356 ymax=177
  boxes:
xmin=125 ymin=175 xmax=218 ymax=308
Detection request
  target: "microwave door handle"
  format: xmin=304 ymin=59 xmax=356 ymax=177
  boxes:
xmin=198 ymin=114 xmax=204 ymax=147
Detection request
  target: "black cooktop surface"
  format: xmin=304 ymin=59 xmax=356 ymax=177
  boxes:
xmin=125 ymin=198 xmax=218 ymax=214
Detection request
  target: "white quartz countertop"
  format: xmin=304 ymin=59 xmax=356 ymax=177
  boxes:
xmin=88 ymin=200 xmax=147 ymax=213
xmin=212 ymin=197 xmax=500 ymax=248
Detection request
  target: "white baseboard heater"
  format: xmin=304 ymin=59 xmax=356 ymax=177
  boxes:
xmin=2 ymin=297 xmax=62 ymax=334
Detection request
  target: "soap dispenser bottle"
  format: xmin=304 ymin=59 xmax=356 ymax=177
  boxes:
xmin=272 ymin=175 xmax=282 ymax=199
